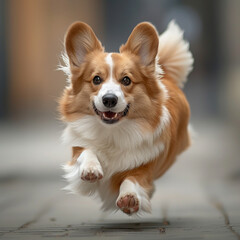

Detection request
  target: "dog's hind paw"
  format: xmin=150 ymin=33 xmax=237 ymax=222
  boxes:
xmin=116 ymin=193 xmax=139 ymax=215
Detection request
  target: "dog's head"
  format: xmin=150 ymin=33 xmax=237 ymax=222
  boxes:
xmin=60 ymin=22 xmax=165 ymax=130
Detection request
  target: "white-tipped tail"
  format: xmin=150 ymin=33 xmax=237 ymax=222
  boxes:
xmin=158 ymin=20 xmax=194 ymax=88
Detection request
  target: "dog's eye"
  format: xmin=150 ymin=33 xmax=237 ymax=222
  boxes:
xmin=121 ymin=76 xmax=131 ymax=86
xmin=93 ymin=76 xmax=102 ymax=85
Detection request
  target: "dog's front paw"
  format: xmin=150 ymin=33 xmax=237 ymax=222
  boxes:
xmin=116 ymin=193 xmax=139 ymax=215
xmin=77 ymin=149 xmax=104 ymax=183
xmin=80 ymin=163 xmax=103 ymax=183
xmin=81 ymin=165 xmax=103 ymax=182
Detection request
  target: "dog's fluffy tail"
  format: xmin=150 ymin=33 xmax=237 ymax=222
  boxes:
xmin=158 ymin=20 xmax=194 ymax=88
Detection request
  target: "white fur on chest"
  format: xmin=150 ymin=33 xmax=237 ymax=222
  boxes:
xmin=62 ymin=111 xmax=168 ymax=178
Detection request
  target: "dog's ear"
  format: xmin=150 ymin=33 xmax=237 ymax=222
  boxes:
xmin=120 ymin=22 xmax=159 ymax=66
xmin=65 ymin=22 xmax=103 ymax=67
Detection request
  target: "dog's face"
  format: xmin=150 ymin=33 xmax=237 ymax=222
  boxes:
xmin=60 ymin=22 xmax=164 ymax=130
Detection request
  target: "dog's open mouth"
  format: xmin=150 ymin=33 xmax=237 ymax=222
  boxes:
xmin=93 ymin=103 xmax=130 ymax=124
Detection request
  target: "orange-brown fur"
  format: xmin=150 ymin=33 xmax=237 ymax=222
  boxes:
xmin=69 ymin=147 xmax=85 ymax=166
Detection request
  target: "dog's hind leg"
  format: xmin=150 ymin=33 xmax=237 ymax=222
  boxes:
xmin=116 ymin=178 xmax=152 ymax=215
xmin=111 ymin=163 xmax=155 ymax=215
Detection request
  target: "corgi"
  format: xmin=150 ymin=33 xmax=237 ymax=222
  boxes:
xmin=59 ymin=21 xmax=193 ymax=215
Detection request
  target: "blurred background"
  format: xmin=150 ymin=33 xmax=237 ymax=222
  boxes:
xmin=0 ymin=0 xmax=240 ymax=232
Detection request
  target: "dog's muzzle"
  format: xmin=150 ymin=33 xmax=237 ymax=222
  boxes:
xmin=93 ymin=102 xmax=130 ymax=124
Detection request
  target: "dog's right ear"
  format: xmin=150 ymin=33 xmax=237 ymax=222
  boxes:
xmin=65 ymin=22 xmax=103 ymax=67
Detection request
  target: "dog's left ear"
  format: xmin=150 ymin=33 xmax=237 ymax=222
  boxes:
xmin=120 ymin=22 xmax=159 ymax=66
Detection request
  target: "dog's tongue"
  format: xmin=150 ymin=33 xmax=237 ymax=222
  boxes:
xmin=104 ymin=111 xmax=116 ymax=119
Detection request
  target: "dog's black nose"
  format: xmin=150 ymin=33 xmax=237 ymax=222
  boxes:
xmin=102 ymin=94 xmax=118 ymax=108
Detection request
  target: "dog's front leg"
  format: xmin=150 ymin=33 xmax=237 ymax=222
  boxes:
xmin=66 ymin=147 xmax=103 ymax=183
xmin=78 ymin=149 xmax=103 ymax=182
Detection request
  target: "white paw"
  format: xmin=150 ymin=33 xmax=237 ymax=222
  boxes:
xmin=78 ymin=150 xmax=104 ymax=183
xmin=80 ymin=163 xmax=103 ymax=182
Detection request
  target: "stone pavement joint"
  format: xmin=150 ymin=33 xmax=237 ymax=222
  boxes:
xmin=212 ymin=199 xmax=240 ymax=240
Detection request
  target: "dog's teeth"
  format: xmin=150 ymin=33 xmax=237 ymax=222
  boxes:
xmin=103 ymin=113 xmax=109 ymax=119
xmin=97 ymin=105 xmax=129 ymax=123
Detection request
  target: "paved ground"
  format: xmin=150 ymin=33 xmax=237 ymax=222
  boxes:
xmin=0 ymin=118 xmax=239 ymax=239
